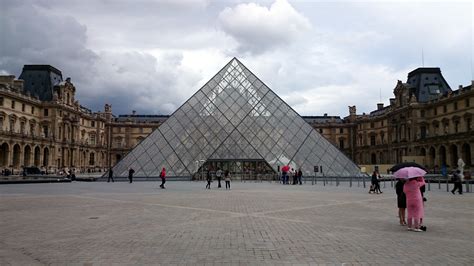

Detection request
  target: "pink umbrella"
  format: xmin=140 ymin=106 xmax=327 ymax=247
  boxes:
xmin=393 ymin=167 xmax=426 ymax=179
xmin=281 ymin=165 xmax=290 ymax=172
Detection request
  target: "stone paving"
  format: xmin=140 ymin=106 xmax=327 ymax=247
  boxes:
xmin=0 ymin=181 xmax=473 ymax=265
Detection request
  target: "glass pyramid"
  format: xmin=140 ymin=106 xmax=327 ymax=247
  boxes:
xmin=112 ymin=58 xmax=362 ymax=177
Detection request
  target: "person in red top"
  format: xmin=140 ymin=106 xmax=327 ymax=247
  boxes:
xmin=159 ymin=168 xmax=166 ymax=189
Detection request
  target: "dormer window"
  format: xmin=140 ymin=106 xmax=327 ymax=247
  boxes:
xmin=427 ymin=84 xmax=440 ymax=95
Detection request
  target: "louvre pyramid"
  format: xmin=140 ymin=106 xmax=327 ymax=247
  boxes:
xmin=113 ymin=58 xmax=362 ymax=177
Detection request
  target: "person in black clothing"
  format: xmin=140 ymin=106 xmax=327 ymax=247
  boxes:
xmin=128 ymin=168 xmax=135 ymax=183
xmin=451 ymin=170 xmax=463 ymax=195
xmin=297 ymin=169 xmax=303 ymax=185
xmin=108 ymin=168 xmax=114 ymax=182
xmin=395 ymin=179 xmax=406 ymax=225
xmin=205 ymin=171 xmax=212 ymax=189
xmin=371 ymin=171 xmax=382 ymax=194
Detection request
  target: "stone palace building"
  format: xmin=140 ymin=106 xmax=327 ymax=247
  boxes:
xmin=0 ymin=64 xmax=472 ymax=174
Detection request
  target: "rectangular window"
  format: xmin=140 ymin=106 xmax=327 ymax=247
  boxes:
xmin=43 ymin=126 xmax=48 ymax=138
xmin=466 ymin=119 xmax=471 ymax=132
xmin=434 ymin=108 xmax=438 ymax=116
xmin=44 ymin=108 xmax=49 ymax=116
xmin=0 ymin=97 xmax=3 ymax=106
xmin=31 ymin=106 xmax=35 ymax=114
xmin=454 ymin=102 xmax=458 ymax=111
xmin=339 ymin=139 xmax=344 ymax=149
xmin=466 ymin=98 xmax=470 ymax=108
xmin=443 ymin=105 xmax=447 ymax=113
xmin=370 ymin=122 xmax=374 ymax=128
xmin=339 ymin=128 xmax=343 ymax=134
xmin=420 ymin=110 xmax=425 ymax=117
xmin=22 ymin=103 xmax=25 ymax=112
xmin=370 ymin=136 xmax=376 ymax=146
xmin=91 ymin=121 xmax=95 ymax=127
xmin=11 ymin=100 xmax=15 ymax=109
xmin=90 ymin=134 xmax=96 ymax=145
xmin=420 ymin=126 xmax=426 ymax=139
xmin=89 ymin=153 xmax=95 ymax=165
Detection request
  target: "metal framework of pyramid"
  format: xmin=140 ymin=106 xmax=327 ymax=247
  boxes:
xmin=112 ymin=58 xmax=362 ymax=177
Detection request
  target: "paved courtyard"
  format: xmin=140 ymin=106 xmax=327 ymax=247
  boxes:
xmin=1 ymin=181 xmax=473 ymax=265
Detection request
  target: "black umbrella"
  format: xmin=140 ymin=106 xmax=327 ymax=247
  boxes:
xmin=390 ymin=162 xmax=427 ymax=173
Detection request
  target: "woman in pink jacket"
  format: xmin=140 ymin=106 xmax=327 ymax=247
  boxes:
xmin=403 ymin=176 xmax=425 ymax=232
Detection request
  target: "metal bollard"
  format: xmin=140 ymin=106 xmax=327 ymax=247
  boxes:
xmin=323 ymin=177 xmax=325 ymax=186
xmin=358 ymin=178 xmax=360 ymax=187
xmin=350 ymin=176 xmax=352 ymax=187
xmin=428 ymin=178 xmax=431 ymax=191
xmin=315 ymin=176 xmax=317 ymax=185
xmin=446 ymin=178 xmax=449 ymax=192
xmin=363 ymin=176 xmax=366 ymax=188
xmin=391 ymin=178 xmax=393 ymax=188
xmin=438 ymin=176 xmax=441 ymax=189
xmin=465 ymin=180 xmax=469 ymax=193
xmin=336 ymin=176 xmax=339 ymax=186
xmin=312 ymin=176 xmax=314 ymax=185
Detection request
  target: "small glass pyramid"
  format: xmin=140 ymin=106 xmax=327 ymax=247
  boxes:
xmin=112 ymin=58 xmax=362 ymax=177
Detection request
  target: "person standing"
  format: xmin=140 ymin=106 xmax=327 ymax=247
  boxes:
xmin=451 ymin=170 xmax=463 ymax=195
xmin=404 ymin=176 xmax=425 ymax=232
xmin=297 ymin=169 xmax=303 ymax=185
xmin=395 ymin=179 xmax=407 ymax=225
xmin=224 ymin=170 xmax=231 ymax=190
xmin=205 ymin=170 xmax=212 ymax=189
xmin=107 ymin=168 xmax=114 ymax=182
xmin=159 ymin=167 xmax=166 ymax=189
xmin=128 ymin=168 xmax=135 ymax=183
xmin=216 ymin=168 xmax=223 ymax=188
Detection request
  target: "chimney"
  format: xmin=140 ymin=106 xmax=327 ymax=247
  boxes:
xmin=377 ymin=103 xmax=384 ymax=110
xmin=324 ymin=113 xmax=328 ymax=117
xmin=459 ymin=85 xmax=463 ymax=90
xmin=132 ymin=110 xmax=136 ymax=115
xmin=389 ymin=98 xmax=395 ymax=106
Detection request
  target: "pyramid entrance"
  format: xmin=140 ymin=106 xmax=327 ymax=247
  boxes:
xmin=195 ymin=159 xmax=274 ymax=180
xmin=112 ymin=58 xmax=362 ymax=178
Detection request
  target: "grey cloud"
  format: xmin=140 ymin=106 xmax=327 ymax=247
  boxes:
xmin=218 ymin=0 xmax=311 ymax=54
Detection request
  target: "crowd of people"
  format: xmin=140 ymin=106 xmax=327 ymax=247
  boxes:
xmin=280 ymin=166 xmax=303 ymax=185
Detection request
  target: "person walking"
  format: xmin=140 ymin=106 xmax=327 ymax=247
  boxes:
xmin=224 ymin=170 xmax=231 ymax=190
xmin=128 ymin=168 xmax=135 ymax=183
xmin=159 ymin=167 xmax=166 ymax=189
xmin=395 ymin=179 xmax=406 ymax=226
xmin=107 ymin=168 xmax=114 ymax=182
xmin=297 ymin=169 xmax=303 ymax=185
xmin=205 ymin=170 xmax=212 ymax=189
xmin=216 ymin=168 xmax=223 ymax=188
xmin=451 ymin=170 xmax=463 ymax=195
xmin=371 ymin=171 xmax=382 ymax=194
xmin=404 ymin=176 xmax=425 ymax=232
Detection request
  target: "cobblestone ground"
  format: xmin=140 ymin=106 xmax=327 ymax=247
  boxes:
xmin=1 ymin=181 xmax=473 ymax=265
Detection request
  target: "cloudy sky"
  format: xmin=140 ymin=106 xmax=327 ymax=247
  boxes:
xmin=1 ymin=0 xmax=472 ymax=117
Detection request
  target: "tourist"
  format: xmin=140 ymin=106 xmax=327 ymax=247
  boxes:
xmin=225 ymin=170 xmax=231 ymax=190
xmin=395 ymin=179 xmax=406 ymax=225
xmin=403 ymin=176 xmax=425 ymax=232
xmin=297 ymin=169 xmax=303 ymax=185
xmin=107 ymin=168 xmax=114 ymax=182
xmin=128 ymin=168 xmax=135 ymax=183
xmin=205 ymin=170 xmax=212 ymax=189
xmin=371 ymin=171 xmax=382 ymax=194
xmin=216 ymin=167 xmax=223 ymax=188
xmin=451 ymin=170 xmax=463 ymax=195
xmin=159 ymin=167 xmax=166 ymax=189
